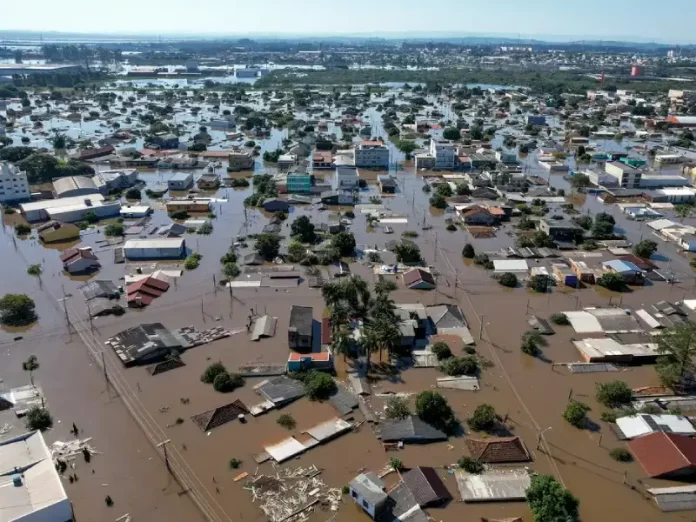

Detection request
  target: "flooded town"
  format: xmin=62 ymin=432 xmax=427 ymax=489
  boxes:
xmin=5 ymin=10 xmax=696 ymax=522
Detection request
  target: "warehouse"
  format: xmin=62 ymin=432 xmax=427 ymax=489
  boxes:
xmin=123 ymin=238 xmax=186 ymax=260
xmin=53 ymin=175 xmax=105 ymax=198
xmin=20 ymin=195 xmax=121 ymax=222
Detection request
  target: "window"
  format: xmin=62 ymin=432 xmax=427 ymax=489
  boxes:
xmin=351 ymin=490 xmax=357 ymax=499
xmin=362 ymin=500 xmax=370 ymax=509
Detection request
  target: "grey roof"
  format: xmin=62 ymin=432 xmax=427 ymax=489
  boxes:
xmin=402 ymin=467 xmax=452 ymax=506
xmin=79 ymin=280 xmax=119 ymax=300
xmin=289 ymin=305 xmax=313 ymax=336
xmin=53 ymin=175 xmax=98 ymax=195
xmin=158 ymin=223 xmax=187 ymax=237
xmin=255 ymin=376 xmax=305 ymax=405
xmin=387 ymin=482 xmax=426 ymax=522
xmin=329 ymin=386 xmax=359 ymax=416
xmin=349 ymin=472 xmax=387 ymax=506
xmin=243 ymin=252 xmax=265 ymax=265
xmin=251 ymin=315 xmax=277 ymax=341
xmin=427 ymin=304 xmax=467 ymax=329
xmin=455 ymin=469 xmax=531 ymax=502
xmin=379 ymin=416 xmax=448 ymax=443
xmin=648 ymin=485 xmax=696 ymax=512
xmin=107 ymin=323 xmax=186 ymax=365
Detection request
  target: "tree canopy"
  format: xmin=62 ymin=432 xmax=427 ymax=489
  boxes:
xmin=291 ymin=215 xmax=316 ymax=243
xmin=331 ymin=232 xmax=356 ymax=257
xmin=255 ymin=233 xmax=281 ymax=260
xmin=415 ymin=391 xmax=457 ymax=435
xmin=525 ymin=474 xmax=579 ymax=522
xmin=656 ymin=321 xmax=696 ymax=389
xmin=633 ymin=239 xmax=657 ymax=259
xmin=0 ymin=294 xmax=36 ymax=326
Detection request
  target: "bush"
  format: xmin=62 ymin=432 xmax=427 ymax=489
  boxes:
xmin=184 ymin=252 xmax=201 ymax=270
xmin=388 ymin=457 xmax=404 ymax=471
xmin=520 ymin=330 xmax=546 ymax=357
xmin=563 ymin=400 xmax=590 ymax=428
xmin=550 ymin=313 xmax=569 ymax=325
xmin=83 ymin=210 xmax=99 ymax=224
xmin=213 ymin=372 xmax=244 ymax=393
xmin=341 ymin=485 xmax=350 ymax=495
xmin=27 ymin=264 xmax=42 ymax=276
xmin=15 ymin=223 xmax=31 ymax=235
xmin=229 ymin=458 xmax=242 ymax=469
xmin=277 ymin=414 xmax=296 ymax=430
xmin=462 ymin=243 xmax=475 ymax=258
xmin=198 ymin=222 xmax=213 ymax=235
xmin=304 ymin=371 xmax=337 ymax=401
xmin=125 ymin=187 xmax=141 ymax=200
xmin=473 ymin=253 xmax=490 ymax=266
xmin=429 ymin=193 xmax=447 ymax=209
xmin=609 ymin=448 xmax=633 ymax=462
xmin=595 ymin=381 xmax=633 ymax=408
xmin=0 ymin=293 xmax=37 ymax=326
xmin=25 ymin=406 xmax=53 ymax=431
xmin=104 ymin=223 xmax=124 ymax=237
xmin=431 ymin=342 xmax=452 ymax=361
xmin=222 ymin=262 xmax=240 ymax=279
xmin=457 ymin=456 xmax=484 ymax=474
xmin=170 ymin=210 xmax=189 ymax=220
xmin=597 ymin=272 xmax=626 ymax=291
xmin=201 ymin=362 xmax=226 ymax=383
xmin=528 ymin=274 xmax=552 ymax=293
xmin=498 ymin=272 xmax=518 ymax=288
xmin=600 ymin=411 xmax=618 ymax=423
xmin=467 ymin=404 xmax=498 ymax=432
xmin=415 ymin=391 xmax=458 ymax=435
xmin=385 ymin=396 xmax=411 ymax=420
xmin=440 ymin=356 xmax=479 ymax=376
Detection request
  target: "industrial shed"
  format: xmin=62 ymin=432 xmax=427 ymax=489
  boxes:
xmin=123 ymin=238 xmax=186 ymax=260
xmin=53 ymin=175 xmax=105 ymax=198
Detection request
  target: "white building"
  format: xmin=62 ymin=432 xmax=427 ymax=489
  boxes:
xmin=336 ymin=166 xmax=360 ymax=189
xmin=354 ymin=141 xmax=389 ymax=169
xmin=20 ymin=194 xmax=121 ymax=223
xmin=123 ymin=238 xmax=186 ymax=260
xmin=616 ymin=414 xmax=696 ymax=439
xmin=640 ymin=174 xmax=690 ymax=189
xmin=605 ymin=161 xmax=642 ymax=188
xmin=348 ymin=472 xmax=387 ymax=519
xmin=429 ymin=140 xmax=455 ymax=169
xmin=0 ymin=162 xmax=30 ymax=203
xmin=0 ymin=431 xmax=74 ymax=522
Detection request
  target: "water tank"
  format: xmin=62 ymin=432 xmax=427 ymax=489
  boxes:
xmin=12 ymin=474 xmax=22 ymax=487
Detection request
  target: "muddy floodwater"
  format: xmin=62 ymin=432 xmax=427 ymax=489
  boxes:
xmin=3 ymin=86 xmax=696 ymax=522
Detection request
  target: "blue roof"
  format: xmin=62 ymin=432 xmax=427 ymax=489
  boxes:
xmin=603 ymin=259 xmax=642 ymax=273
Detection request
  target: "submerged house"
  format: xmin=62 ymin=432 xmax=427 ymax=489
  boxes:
xmin=60 ymin=247 xmax=100 ymax=274
xmin=288 ymin=305 xmax=313 ymax=351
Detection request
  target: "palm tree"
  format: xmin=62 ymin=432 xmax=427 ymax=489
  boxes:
xmin=675 ymin=204 xmax=693 ymax=223
xmin=22 ymin=355 xmax=39 ymax=385
xmin=332 ymin=325 xmax=352 ymax=362
xmin=370 ymin=315 xmax=402 ymax=362
xmin=361 ymin=326 xmax=379 ymax=370
xmin=321 ymin=282 xmax=343 ymax=310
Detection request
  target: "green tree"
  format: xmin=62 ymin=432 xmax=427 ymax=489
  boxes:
xmin=394 ymin=242 xmax=422 ymax=264
xmin=22 ymin=355 xmax=39 ymax=385
xmin=125 ymin=187 xmax=142 ymax=200
xmin=429 ymin=193 xmax=447 ymax=208
xmin=0 ymin=294 xmax=37 ymax=326
xmin=597 ymin=272 xmax=625 ymax=291
xmin=571 ymin=215 xmax=592 ymax=230
xmin=331 ymin=232 xmax=356 ymax=257
xmin=201 ymin=362 xmax=227 ymax=384
xmin=527 ymin=274 xmax=552 ymax=293
xmin=596 ymin=381 xmax=633 ymax=408
xmin=277 ymin=414 xmax=296 ymax=430
xmin=304 ymin=371 xmax=337 ymax=400
xmin=374 ymin=279 xmax=397 ymax=295
xmin=462 ymin=243 xmax=475 ymax=258
xmin=291 ymin=215 xmax=316 ymax=243
xmin=431 ymin=342 xmax=452 ymax=361
xmin=656 ymin=321 xmax=696 ymax=388
xmin=25 ymin=406 xmax=53 ymax=432
xmin=498 ymin=272 xmax=518 ymax=288
xmin=395 ymin=140 xmax=417 ymax=156
xmin=609 ymin=448 xmax=632 ymax=462
xmin=563 ymin=400 xmax=590 ymax=428
xmin=594 ymin=212 xmax=615 ymax=225
xmin=525 ymin=474 xmax=579 ymax=522
xmin=415 ymin=391 xmax=457 ymax=435
xmin=550 ymin=313 xmax=569 ymax=325
xmin=435 ymin=183 xmax=453 ymax=197
xmin=50 ymin=133 xmax=68 ymax=149
xmin=633 ymin=239 xmax=657 ymax=258
xmin=287 ymin=240 xmax=306 ymax=263
xmin=255 ymin=233 xmax=280 ymax=260
xmin=458 ymin=457 xmax=484 ymax=474
xmin=570 ymin=173 xmax=590 ymax=191
xmin=467 ymin=404 xmax=498 ymax=432
xmin=385 ymin=396 xmax=411 ymax=420
xmin=15 ymin=224 xmax=31 ymax=236
xmin=442 ymin=127 xmax=461 ymax=140
xmin=104 ymin=223 xmax=124 ymax=237
xmin=532 ymin=231 xmax=555 ymax=248
xmin=222 ymin=262 xmax=240 ymax=279
xmin=675 ymin=204 xmax=693 ymax=222
xmin=521 ymin=330 xmax=547 ymax=356
xmin=27 ymin=264 xmax=42 ymax=276
xmin=440 ymin=356 xmax=478 ymax=376
xmin=213 ymin=372 xmax=244 ymax=393
xmin=83 ymin=210 xmax=99 ymax=224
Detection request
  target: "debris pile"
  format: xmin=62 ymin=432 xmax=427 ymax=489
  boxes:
xmin=50 ymin=438 xmax=99 ymax=463
xmin=244 ymin=465 xmax=342 ymax=522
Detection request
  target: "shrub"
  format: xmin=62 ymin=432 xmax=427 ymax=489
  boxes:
xmin=520 ymin=330 xmax=546 ymax=357
xmin=457 ymin=457 xmax=484 ymax=474
xmin=385 ymin=396 xmax=411 ymax=420
xmin=600 ymin=411 xmax=618 ymax=423
xmin=462 ymin=243 xmax=475 ymax=258
xmin=431 ymin=342 xmax=452 ymax=361
xmin=341 ymin=485 xmax=350 ymax=495
xmin=467 ymin=404 xmax=498 ymax=432
xmin=198 ymin=222 xmax=213 ymax=235
xmin=201 ymin=362 xmax=226 ymax=383
xmin=498 ymin=272 xmax=518 ymax=288
xmin=563 ymin=400 xmax=590 ymax=428
xmin=0 ymin=294 xmax=37 ymax=326
xmin=84 ymin=211 xmax=99 ymax=224
xmin=184 ymin=252 xmax=201 ymax=270
xmin=388 ymin=457 xmax=404 ymax=471
xmin=27 ymin=264 xmax=42 ymax=276
xmin=609 ymin=448 xmax=633 ymax=462
xmin=597 ymin=272 xmax=625 ymax=291
xmin=304 ymin=371 xmax=337 ymax=401
xmin=550 ymin=313 xmax=569 ymax=325
xmin=528 ymin=274 xmax=552 ymax=293
xmin=440 ymin=356 xmax=479 ymax=376
xmin=213 ymin=372 xmax=244 ymax=393
xmin=277 ymin=414 xmax=296 ymax=430
xmin=415 ymin=391 xmax=458 ymax=435
xmin=25 ymin=406 xmax=53 ymax=431
xmin=170 ymin=210 xmax=189 ymax=220
xmin=125 ymin=187 xmax=141 ymax=200
xmin=595 ymin=381 xmax=633 ymax=408
xmin=229 ymin=458 xmax=242 ymax=469
xmin=15 ymin=223 xmax=31 ymax=235
xmin=473 ymin=253 xmax=490 ymax=266
xmin=104 ymin=223 xmax=124 ymax=237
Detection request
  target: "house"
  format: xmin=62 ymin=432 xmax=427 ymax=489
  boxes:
xmin=349 ymin=473 xmax=388 ymax=519
xmin=0 ymin=161 xmax=30 ymax=202
xmin=71 ymin=144 xmax=115 ymax=160
xmin=0 ymin=431 xmax=73 ymax=522
xmin=355 ymin=140 xmax=389 ymax=168
xmin=629 ymin=432 xmax=696 ymax=479
xmin=403 ymin=268 xmax=436 ymax=290
xmin=157 ymin=223 xmax=187 ymax=238
xmin=312 ymin=150 xmax=333 ymax=169
xmin=526 ymin=115 xmax=546 ymax=126
xmin=53 ymin=175 xmax=104 ymax=198
xmin=262 ymin=198 xmax=289 ymax=213
xmin=460 ymin=206 xmax=499 ymax=226
xmin=277 ymin=154 xmax=297 ymax=168
xmin=37 ymin=220 xmax=80 ymax=243
xmin=150 ymin=133 xmax=179 ymax=149
xmin=538 ymin=218 xmax=583 ymax=243
xmin=197 ymin=173 xmax=220 ymax=190
xmin=120 ymin=205 xmax=151 ymax=218
xmin=605 ymin=161 xmax=642 ymax=188
xmin=60 ymin=247 xmax=100 ymax=274
xmin=107 ymin=323 xmax=188 ymax=366
xmin=288 ymin=305 xmax=313 ymax=351
xmin=618 ymin=254 xmax=659 ymax=272
xmin=471 ymin=187 xmax=499 ymax=200
xmin=401 ymin=467 xmax=452 ymax=507
xmin=465 ymin=436 xmax=531 ymax=464
xmin=228 ymin=151 xmax=254 ymax=171
xmin=602 ymin=259 xmax=645 ymax=285
xmin=287 ymin=172 xmax=312 ymax=194
xmin=126 ymin=276 xmax=170 ymax=307
xmin=168 ymin=173 xmax=194 ymax=191
xmin=97 ymin=169 xmax=139 ymax=190
xmin=616 ymin=414 xmax=696 ymax=439
xmin=379 ymin=416 xmax=447 ymax=443
xmin=429 ymin=140 xmax=456 ymax=169
xmin=378 ymin=175 xmax=397 ymax=194
xmin=123 ymin=238 xmax=186 ymax=260
xmin=552 ymin=263 xmax=578 ymax=287
xmin=336 ymin=166 xmax=360 ymax=189
xmin=287 ymin=352 xmax=333 ymax=372
xmin=321 ymin=190 xmax=354 ymax=206
xmin=166 ymin=200 xmax=211 ymax=213
xmin=569 ymin=258 xmax=596 ymax=284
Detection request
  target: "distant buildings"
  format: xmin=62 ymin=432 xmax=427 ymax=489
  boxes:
xmin=312 ymin=150 xmax=333 ymax=169
xmin=354 ymin=140 xmax=389 ymax=169
xmin=0 ymin=161 xmax=30 ymax=203
xmin=228 ymin=150 xmax=255 ymax=171
xmin=526 ymin=114 xmax=546 ymax=126
xmin=167 ymin=173 xmax=194 ymax=191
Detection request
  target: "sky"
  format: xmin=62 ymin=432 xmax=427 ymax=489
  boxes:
xmin=1 ymin=0 xmax=695 ymax=44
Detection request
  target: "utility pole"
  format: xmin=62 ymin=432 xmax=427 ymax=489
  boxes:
xmin=87 ymin=301 xmax=94 ymax=333
xmin=157 ymin=439 xmax=172 ymax=473
xmin=61 ymin=285 xmax=72 ymax=341
xmin=479 ymin=314 xmax=485 ymax=340
xmin=101 ymin=351 xmax=110 ymax=396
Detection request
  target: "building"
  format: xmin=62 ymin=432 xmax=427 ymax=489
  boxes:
xmin=228 ymin=151 xmax=255 ymax=171
xmin=602 ymin=259 xmax=645 ymax=285
xmin=666 ymin=115 xmax=696 ymax=127
xmin=287 ymin=173 xmax=312 ymax=194
xmin=401 ymin=467 xmax=451 ymax=508
xmin=354 ymin=140 xmax=389 ymax=169
xmin=60 ymin=247 xmax=100 ymax=274
xmin=166 ymin=200 xmax=211 ymax=213
xmin=107 ymin=323 xmax=190 ymax=366
xmin=380 ymin=416 xmax=448 ymax=443
xmin=288 ymin=305 xmax=313 ymax=351
xmin=629 ymin=432 xmax=696 ymax=479
xmin=616 ymin=414 xmax=696 ymax=439
xmin=287 ymin=352 xmax=333 ymax=372
xmin=336 ymin=166 xmax=360 ymax=189
xmin=168 ymin=173 xmax=193 ymax=191
xmin=349 ymin=473 xmax=388 ymax=519
xmin=150 ymin=134 xmax=179 ymax=149
xmin=0 ymin=161 xmax=30 ymax=203
xmin=460 ymin=206 xmax=499 ymax=226
xmin=127 ymin=276 xmax=170 ymax=307
xmin=96 ymin=169 xmax=139 ymax=191
xmin=20 ymin=194 xmax=121 ymax=223
xmin=526 ymin=115 xmax=546 ymax=126
xmin=321 ymin=190 xmax=355 ymax=206
xmin=262 ymin=198 xmax=289 ymax=213
xmin=465 ymin=436 xmax=531 ymax=464
xmin=605 ymin=161 xmax=642 ymax=188
xmin=197 ymin=174 xmax=220 ymax=190
xmin=123 ymin=238 xmax=186 ymax=260
xmin=538 ymin=218 xmax=583 ymax=243
xmin=552 ymin=264 xmax=578 ymax=287
xmin=37 ymin=220 xmax=80 ymax=243
xmin=403 ymin=268 xmax=436 ymax=290
xmin=430 ymin=140 xmax=456 ymax=169
xmin=210 ymin=118 xmax=236 ymax=130
xmin=53 ymin=175 xmax=104 ymax=198
xmin=70 ymin=144 xmax=114 ymax=161
xmin=312 ymin=150 xmax=333 ymax=169
xmin=378 ymin=175 xmax=397 ymax=194
xmin=640 ymin=174 xmax=690 ymax=189
xmin=0 ymin=430 xmax=74 ymax=522
xmin=120 ymin=205 xmax=151 ymax=218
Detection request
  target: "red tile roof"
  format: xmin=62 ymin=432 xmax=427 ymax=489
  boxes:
xmin=288 ymin=352 xmax=331 ymax=362
xmin=60 ymin=247 xmax=97 ymax=264
xmin=126 ymin=276 xmax=170 ymax=306
xmin=629 ymin=432 xmax=696 ymax=478
xmin=403 ymin=268 xmax=436 ymax=288
xmin=465 ymin=436 xmax=530 ymax=463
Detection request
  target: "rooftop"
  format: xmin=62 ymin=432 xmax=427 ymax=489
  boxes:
xmin=350 ymin=472 xmax=387 ymax=506
xmin=380 ymin=416 xmax=447 ymax=443
xmin=465 ymin=436 xmax=531 ymax=464
xmin=402 ymin=467 xmax=451 ymax=506
xmin=629 ymin=432 xmax=696 ymax=478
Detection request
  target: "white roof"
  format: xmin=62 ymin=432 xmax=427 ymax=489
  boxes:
xmin=648 ymin=218 xmax=679 ymax=231
xmin=120 ymin=205 xmax=150 ymax=213
xmin=492 ymin=259 xmax=529 ymax=272
xmin=616 ymin=414 xmax=696 ymax=439
xmin=21 ymin=194 xmax=105 ymax=212
xmin=123 ymin=238 xmax=184 ymax=249
xmin=264 ymin=436 xmax=306 ymax=462
xmin=658 ymin=188 xmax=696 ymax=196
xmin=573 ymin=338 xmax=657 ymax=360
xmin=0 ymin=431 xmax=70 ymax=522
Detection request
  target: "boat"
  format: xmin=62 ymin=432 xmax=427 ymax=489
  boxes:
xmin=384 ymin=226 xmax=394 ymax=234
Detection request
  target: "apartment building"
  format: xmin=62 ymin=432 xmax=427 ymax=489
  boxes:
xmin=605 ymin=161 xmax=642 ymax=189
xmin=336 ymin=166 xmax=360 ymax=189
xmin=0 ymin=161 xmax=30 ymax=203
xmin=430 ymin=140 xmax=455 ymax=169
xmin=354 ymin=140 xmax=389 ymax=168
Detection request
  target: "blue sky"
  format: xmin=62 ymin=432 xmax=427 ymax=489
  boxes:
xmin=1 ymin=0 xmax=693 ymax=44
